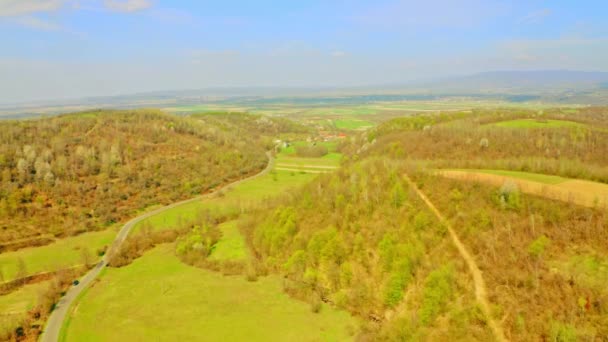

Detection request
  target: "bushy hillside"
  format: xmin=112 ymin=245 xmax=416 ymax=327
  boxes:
xmin=245 ymin=107 xmax=608 ymax=340
xmin=245 ymin=159 xmax=494 ymax=340
xmin=360 ymin=107 xmax=608 ymax=183
xmin=411 ymin=173 xmax=608 ymax=340
xmin=0 ymin=110 xmax=283 ymax=248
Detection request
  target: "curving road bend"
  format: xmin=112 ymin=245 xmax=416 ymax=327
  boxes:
xmin=40 ymin=152 xmax=274 ymax=342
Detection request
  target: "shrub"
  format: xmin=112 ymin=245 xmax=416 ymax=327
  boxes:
xmin=479 ymin=138 xmax=489 ymax=149
xmin=549 ymin=322 xmax=577 ymax=342
xmin=419 ymin=264 xmax=454 ymax=325
xmin=295 ymin=145 xmax=328 ymax=158
xmin=498 ymin=180 xmax=521 ymax=210
xmin=383 ymin=260 xmax=413 ymax=308
xmin=310 ymin=295 xmax=322 ymax=313
xmin=528 ymin=235 xmax=550 ymax=259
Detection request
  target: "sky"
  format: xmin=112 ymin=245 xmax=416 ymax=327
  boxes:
xmin=1 ymin=0 xmax=607 ymax=103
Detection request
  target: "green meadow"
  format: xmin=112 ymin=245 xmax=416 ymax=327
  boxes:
xmin=0 ymin=280 xmax=51 ymax=337
xmin=62 ymin=245 xmax=357 ymax=342
xmin=133 ymin=169 xmax=316 ymax=233
xmin=334 ymin=119 xmax=374 ymax=130
xmin=62 ymin=143 xmax=354 ymax=340
xmin=209 ymin=221 xmax=249 ymax=261
xmin=0 ymin=280 xmax=49 ymax=314
xmin=0 ymin=230 xmax=115 ymax=281
xmin=276 ymin=141 xmax=342 ymax=166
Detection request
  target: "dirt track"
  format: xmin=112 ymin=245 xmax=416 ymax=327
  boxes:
xmin=403 ymin=174 xmax=507 ymax=342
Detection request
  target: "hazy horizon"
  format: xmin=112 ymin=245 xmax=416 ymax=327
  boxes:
xmin=1 ymin=0 xmax=608 ymax=103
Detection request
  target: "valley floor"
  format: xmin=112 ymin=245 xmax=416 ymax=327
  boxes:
xmin=58 ymin=146 xmax=356 ymax=340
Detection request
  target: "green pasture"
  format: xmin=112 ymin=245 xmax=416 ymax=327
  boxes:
xmin=132 ymin=169 xmax=316 ymax=233
xmin=209 ymin=221 xmax=248 ymax=261
xmin=334 ymin=119 xmax=374 ymax=130
xmin=0 ymin=280 xmax=49 ymax=314
xmin=0 ymin=230 xmax=114 ymax=281
xmin=62 ymin=245 xmax=357 ymax=341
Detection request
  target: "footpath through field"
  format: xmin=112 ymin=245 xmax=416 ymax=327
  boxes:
xmin=402 ymin=174 xmax=507 ymax=342
xmin=40 ymin=152 xmax=274 ymax=342
xmin=439 ymin=170 xmax=608 ymax=209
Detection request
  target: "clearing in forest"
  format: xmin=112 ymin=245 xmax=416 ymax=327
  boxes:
xmin=0 ymin=230 xmax=114 ymax=282
xmin=439 ymin=169 xmax=608 ymax=208
xmin=131 ymin=169 xmax=316 ymax=234
xmin=275 ymin=141 xmax=341 ymax=174
xmin=334 ymin=118 xmax=374 ymax=130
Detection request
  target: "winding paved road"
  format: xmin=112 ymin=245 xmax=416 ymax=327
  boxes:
xmin=40 ymin=152 xmax=274 ymax=342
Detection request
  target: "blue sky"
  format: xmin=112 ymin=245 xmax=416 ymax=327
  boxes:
xmin=1 ymin=0 xmax=607 ymax=103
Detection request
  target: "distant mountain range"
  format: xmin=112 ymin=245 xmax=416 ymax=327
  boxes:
xmin=1 ymin=70 xmax=608 ymax=117
xmin=418 ymin=70 xmax=608 ymax=93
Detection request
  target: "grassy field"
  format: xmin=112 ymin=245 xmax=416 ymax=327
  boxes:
xmin=490 ymin=119 xmax=585 ymax=129
xmin=62 ymin=143 xmax=351 ymax=340
xmin=133 ymin=169 xmax=317 ymax=233
xmin=132 ymin=141 xmax=341 ymax=233
xmin=0 ymin=280 xmax=51 ymax=337
xmin=62 ymin=245 xmax=358 ymax=341
xmin=0 ymin=230 xmax=115 ymax=281
xmin=209 ymin=221 xmax=248 ymax=261
xmin=278 ymin=141 xmax=338 ymax=155
xmin=441 ymin=169 xmax=608 ymax=208
xmin=275 ymin=154 xmax=341 ymax=166
xmin=0 ymin=280 xmax=49 ymax=314
xmin=275 ymin=140 xmax=342 ymax=173
xmin=304 ymin=107 xmax=377 ymax=116
xmin=334 ymin=119 xmax=374 ymax=130
xmin=450 ymin=169 xmax=567 ymax=184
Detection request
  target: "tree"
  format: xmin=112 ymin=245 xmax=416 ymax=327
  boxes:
xmin=16 ymin=158 xmax=29 ymax=183
xmin=81 ymin=248 xmax=92 ymax=267
xmin=391 ymin=182 xmax=406 ymax=208
xmin=479 ymin=138 xmax=489 ymax=149
xmin=15 ymin=258 xmax=27 ymax=280
xmin=44 ymin=171 xmax=55 ymax=186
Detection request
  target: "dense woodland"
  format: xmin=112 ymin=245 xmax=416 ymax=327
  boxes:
xmin=0 ymin=110 xmax=301 ymax=249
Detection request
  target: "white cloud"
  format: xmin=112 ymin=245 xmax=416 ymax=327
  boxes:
xmin=0 ymin=0 xmax=64 ymax=17
xmin=519 ymin=8 xmax=552 ymax=25
xmin=351 ymin=0 xmax=507 ymax=30
xmin=13 ymin=15 xmax=62 ymax=31
xmin=494 ymin=37 xmax=608 ymax=70
xmin=330 ymin=51 xmax=346 ymax=58
xmin=103 ymin=0 xmax=152 ymax=13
